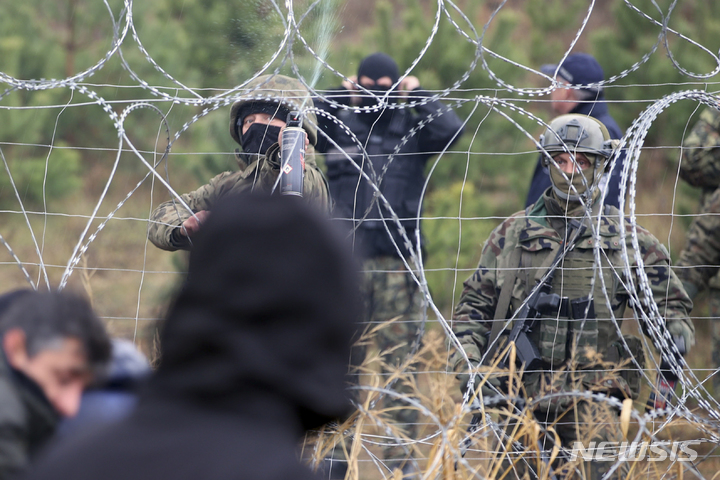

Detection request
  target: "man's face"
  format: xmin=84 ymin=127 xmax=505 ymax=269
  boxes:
xmin=241 ymin=112 xmax=287 ymax=135
xmin=549 ymin=79 xmax=578 ymax=114
xmin=3 ymin=330 xmax=92 ymax=417
xmin=552 ymin=152 xmax=592 ymax=175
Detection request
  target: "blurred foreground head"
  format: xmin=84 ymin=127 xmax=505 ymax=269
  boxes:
xmin=156 ymin=192 xmax=361 ymax=429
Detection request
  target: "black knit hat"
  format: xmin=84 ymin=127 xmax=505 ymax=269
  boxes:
xmin=357 ymin=52 xmax=399 ymax=83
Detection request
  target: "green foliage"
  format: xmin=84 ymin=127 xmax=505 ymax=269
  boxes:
xmin=587 ymin=0 xmax=720 ymax=208
xmin=0 ymin=143 xmax=82 ymax=208
xmin=525 ymin=0 xmax=587 ymax=61
xmin=147 ymin=0 xmax=288 ymax=87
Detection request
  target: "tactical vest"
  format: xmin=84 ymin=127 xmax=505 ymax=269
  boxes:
xmin=324 ymin=109 xmax=428 ymax=258
xmin=508 ymin=213 xmax=630 ymax=369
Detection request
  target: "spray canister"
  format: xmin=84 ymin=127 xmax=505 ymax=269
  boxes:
xmin=280 ymin=111 xmax=306 ymax=197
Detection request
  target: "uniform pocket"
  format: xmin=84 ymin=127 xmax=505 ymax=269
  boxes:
xmin=538 ymin=318 xmax=568 ymax=366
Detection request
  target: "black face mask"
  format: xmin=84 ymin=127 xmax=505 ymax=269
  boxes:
xmin=241 ymin=123 xmax=282 ymax=157
xmin=358 ymin=86 xmax=398 ymax=125
xmin=359 ymin=86 xmax=398 ymax=109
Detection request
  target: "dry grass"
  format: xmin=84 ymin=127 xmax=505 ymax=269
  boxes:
xmin=0 ymin=171 xmax=186 ymax=358
xmin=305 ymin=330 xmax=720 ymax=480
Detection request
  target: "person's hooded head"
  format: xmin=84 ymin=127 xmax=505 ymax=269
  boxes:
xmin=152 ymin=193 xmax=361 ymax=432
xmin=229 ymin=75 xmax=318 ymax=166
xmin=356 ymin=52 xmax=400 ymax=122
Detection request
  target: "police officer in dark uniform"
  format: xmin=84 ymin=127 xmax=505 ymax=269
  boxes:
xmin=527 ymin=53 xmax=626 ymax=209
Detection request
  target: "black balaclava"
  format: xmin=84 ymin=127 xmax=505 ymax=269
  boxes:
xmin=241 ymin=123 xmax=282 ymax=159
xmin=152 ymin=193 xmax=361 ymax=432
xmin=357 ymin=52 xmax=400 ymax=122
xmin=237 ymin=101 xmax=290 ymax=162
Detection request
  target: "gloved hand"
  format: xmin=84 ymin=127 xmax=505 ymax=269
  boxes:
xmin=659 ymin=321 xmax=693 ymax=381
xmin=456 ymin=367 xmax=504 ymax=398
xmin=667 ymin=320 xmax=695 ymax=350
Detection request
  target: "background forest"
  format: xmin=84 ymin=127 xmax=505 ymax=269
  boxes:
xmin=1 ymin=0 xmax=720 ymax=359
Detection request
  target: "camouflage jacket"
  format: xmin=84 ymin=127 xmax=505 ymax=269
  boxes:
xmin=676 ymin=186 xmax=720 ymax=296
xmin=675 ymin=107 xmax=720 ymax=294
xmin=679 ymin=107 xmax=720 ymax=191
xmin=452 ymin=194 xmax=693 ymax=372
xmin=147 ymin=145 xmax=330 ymax=251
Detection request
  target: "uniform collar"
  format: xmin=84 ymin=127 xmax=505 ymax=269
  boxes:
xmin=522 ymin=190 xmax=621 ymax=245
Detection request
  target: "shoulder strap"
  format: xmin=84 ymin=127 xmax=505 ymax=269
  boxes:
xmin=486 ymin=243 xmax=523 ymax=360
xmin=490 ymin=237 xmax=559 ymax=331
xmin=490 ymin=207 xmax=535 ymax=330
xmin=486 ymin=211 xmax=573 ymax=360
xmin=493 ymin=246 xmax=523 ymax=322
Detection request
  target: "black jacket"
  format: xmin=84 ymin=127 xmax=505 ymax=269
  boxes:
xmin=0 ymin=353 xmax=59 ymax=480
xmin=23 ymin=194 xmax=360 ymax=480
xmin=525 ymin=97 xmax=626 ymax=208
xmin=316 ymin=88 xmax=464 ymax=259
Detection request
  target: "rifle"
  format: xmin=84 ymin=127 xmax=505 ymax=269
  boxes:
xmin=461 ymin=222 xmax=586 ymax=458
xmin=645 ymin=334 xmax=686 ymax=412
xmin=498 ymin=222 xmax=587 ymax=371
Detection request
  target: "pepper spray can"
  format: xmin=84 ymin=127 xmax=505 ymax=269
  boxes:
xmin=280 ymin=111 xmax=306 ymax=197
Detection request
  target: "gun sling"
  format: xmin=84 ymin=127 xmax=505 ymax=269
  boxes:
xmin=487 ymin=242 xmax=558 ymax=360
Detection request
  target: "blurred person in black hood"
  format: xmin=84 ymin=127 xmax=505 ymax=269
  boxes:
xmin=22 ymin=193 xmax=361 ymax=480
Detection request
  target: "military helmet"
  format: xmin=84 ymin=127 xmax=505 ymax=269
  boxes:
xmin=539 ymin=114 xmax=613 ymax=168
xmin=229 ymin=74 xmax=318 ymax=148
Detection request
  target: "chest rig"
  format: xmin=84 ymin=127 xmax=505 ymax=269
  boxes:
xmin=508 ymin=214 xmax=627 ymax=368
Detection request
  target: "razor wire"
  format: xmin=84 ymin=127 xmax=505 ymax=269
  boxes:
xmin=2 ymin=0 xmax=720 ymax=478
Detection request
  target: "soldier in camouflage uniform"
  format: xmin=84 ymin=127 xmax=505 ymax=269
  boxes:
xmin=452 ymin=114 xmax=694 ymax=479
xmin=148 ymin=74 xmax=330 ymax=251
xmin=676 ymin=106 xmax=720 ymax=394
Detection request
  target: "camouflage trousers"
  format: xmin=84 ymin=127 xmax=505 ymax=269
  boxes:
xmin=326 ymin=256 xmax=424 ymax=472
xmin=361 ymin=256 xmax=425 ymax=467
xmin=322 ymin=257 xmax=424 ymax=475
